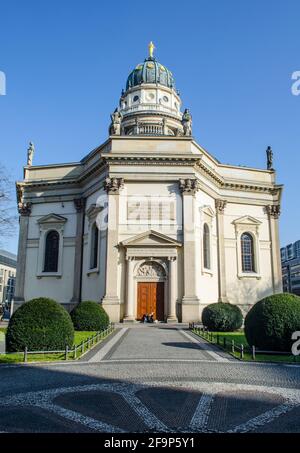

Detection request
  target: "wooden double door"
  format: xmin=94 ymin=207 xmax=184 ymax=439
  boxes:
xmin=137 ymin=282 xmax=164 ymax=321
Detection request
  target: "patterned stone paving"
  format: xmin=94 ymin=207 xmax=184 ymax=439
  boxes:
xmin=0 ymin=325 xmax=299 ymax=432
xmin=0 ymin=381 xmax=299 ymax=432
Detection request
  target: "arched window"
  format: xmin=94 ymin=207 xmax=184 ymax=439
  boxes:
xmin=203 ymin=223 xmax=211 ymax=269
xmin=241 ymin=233 xmax=255 ymax=272
xmin=90 ymin=223 xmax=99 ymax=269
xmin=44 ymin=230 xmax=59 ymax=272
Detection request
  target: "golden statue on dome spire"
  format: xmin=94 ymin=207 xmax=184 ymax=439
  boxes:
xmin=148 ymin=41 xmax=155 ymax=58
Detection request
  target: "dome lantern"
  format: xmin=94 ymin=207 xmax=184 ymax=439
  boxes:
xmin=109 ymin=43 xmax=193 ymax=137
xmin=126 ymin=42 xmax=176 ymax=91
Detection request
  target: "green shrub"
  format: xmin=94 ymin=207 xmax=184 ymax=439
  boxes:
xmin=6 ymin=298 xmax=74 ymax=352
xmin=71 ymin=301 xmax=109 ymax=331
xmin=202 ymin=302 xmax=243 ymax=332
xmin=244 ymin=293 xmax=300 ymax=351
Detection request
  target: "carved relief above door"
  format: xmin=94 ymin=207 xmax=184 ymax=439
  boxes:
xmin=136 ymin=261 xmax=166 ymax=278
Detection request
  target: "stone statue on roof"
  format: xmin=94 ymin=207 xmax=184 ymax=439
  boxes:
xmin=109 ymin=109 xmax=122 ymax=135
xmin=266 ymin=146 xmax=274 ymax=170
xmin=182 ymin=109 xmax=192 ymax=136
xmin=27 ymin=142 xmax=34 ymax=166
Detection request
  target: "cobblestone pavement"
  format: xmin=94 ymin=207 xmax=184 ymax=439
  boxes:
xmin=0 ymin=324 xmax=299 ymax=433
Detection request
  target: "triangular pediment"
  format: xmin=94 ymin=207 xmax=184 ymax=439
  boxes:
xmin=37 ymin=213 xmax=67 ymax=224
xmin=201 ymin=206 xmax=215 ymax=217
xmin=121 ymin=230 xmax=182 ymax=247
xmin=232 ymin=215 xmax=262 ymax=226
xmin=86 ymin=203 xmax=104 ymax=218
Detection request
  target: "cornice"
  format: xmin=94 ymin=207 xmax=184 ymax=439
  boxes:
xmin=17 ymin=159 xmax=107 ymax=192
xmin=78 ymin=159 xmax=106 ymax=184
xmin=106 ymin=135 xmax=193 ymax=142
xmin=101 ymin=153 xmax=201 ymax=166
xmin=17 ymin=144 xmax=282 ymax=200
xmin=196 ymin=161 xmax=224 ymax=186
xmin=196 ymin=161 xmax=282 ymax=196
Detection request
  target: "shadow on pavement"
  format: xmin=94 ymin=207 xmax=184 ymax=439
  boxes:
xmin=0 ymin=362 xmax=298 ymax=433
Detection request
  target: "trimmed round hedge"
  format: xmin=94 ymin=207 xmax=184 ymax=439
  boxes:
xmin=6 ymin=298 xmax=74 ymax=352
xmin=244 ymin=293 xmax=300 ymax=351
xmin=71 ymin=301 xmax=109 ymax=331
xmin=202 ymin=302 xmax=243 ymax=332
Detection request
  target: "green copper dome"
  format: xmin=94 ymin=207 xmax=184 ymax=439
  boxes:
xmin=126 ymin=56 xmax=176 ymax=91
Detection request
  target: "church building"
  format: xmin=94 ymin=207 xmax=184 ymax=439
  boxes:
xmin=14 ymin=44 xmax=283 ymax=323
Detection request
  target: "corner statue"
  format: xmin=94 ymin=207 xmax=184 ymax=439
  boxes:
xmin=109 ymin=109 xmax=122 ymax=135
xmin=27 ymin=142 xmax=35 ymax=166
xmin=182 ymin=108 xmax=192 ymax=136
xmin=266 ymin=146 xmax=274 ymax=170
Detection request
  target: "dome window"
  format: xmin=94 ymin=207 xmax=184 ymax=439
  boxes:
xmin=133 ymin=95 xmax=139 ymax=103
xmin=146 ymin=92 xmax=155 ymax=101
xmin=163 ymin=96 xmax=169 ymax=102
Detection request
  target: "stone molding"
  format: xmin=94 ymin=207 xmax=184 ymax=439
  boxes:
xmin=74 ymin=197 xmax=86 ymax=212
xmin=196 ymin=161 xmax=224 ymax=186
xmin=37 ymin=214 xmax=67 ymax=232
xmin=121 ymin=229 xmax=182 ymax=248
xmin=232 ymin=215 xmax=262 ymax=236
xmin=215 ymin=199 xmax=227 ymax=213
xmin=17 ymin=150 xmax=281 ymax=199
xmin=86 ymin=203 xmax=103 ymax=225
xmin=265 ymin=204 xmax=281 ymax=219
xmin=104 ymin=177 xmax=124 ymax=194
xmin=232 ymin=216 xmax=262 ymax=280
xmin=126 ymin=249 xmax=177 ymax=259
xmin=168 ymin=256 xmax=176 ymax=262
xmin=179 ymin=178 xmax=201 ymax=195
xmin=136 ymin=261 xmax=166 ymax=278
xmin=18 ymin=202 xmax=32 ymax=216
xmin=102 ymin=154 xmax=201 ymax=167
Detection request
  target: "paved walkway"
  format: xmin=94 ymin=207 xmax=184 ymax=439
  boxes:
xmin=0 ymin=324 xmax=299 ymax=433
xmin=87 ymin=324 xmax=230 ymax=363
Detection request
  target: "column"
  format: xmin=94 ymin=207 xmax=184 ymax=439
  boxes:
xmin=102 ymin=178 xmax=124 ymax=322
xmin=124 ymin=257 xmax=135 ymax=322
xmin=215 ymin=199 xmax=228 ymax=302
xmin=13 ymin=202 xmax=32 ymax=310
xmin=267 ymin=205 xmax=282 ymax=293
xmin=167 ymin=257 xmax=178 ymax=323
xmin=71 ymin=197 xmax=86 ymax=305
xmin=180 ymin=179 xmax=200 ymax=322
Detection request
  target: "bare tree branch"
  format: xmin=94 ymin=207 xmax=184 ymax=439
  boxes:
xmin=0 ymin=163 xmax=18 ymax=246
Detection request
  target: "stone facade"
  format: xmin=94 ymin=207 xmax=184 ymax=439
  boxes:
xmin=15 ymin=46 xmax=283 ymax=322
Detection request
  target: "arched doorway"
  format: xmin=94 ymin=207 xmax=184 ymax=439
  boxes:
xmin=136 ymin=261 xmax=166 ymax=321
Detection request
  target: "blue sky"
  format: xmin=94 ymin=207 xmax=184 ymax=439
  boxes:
xmin=0 ymin=0 xmax=299 ymax=253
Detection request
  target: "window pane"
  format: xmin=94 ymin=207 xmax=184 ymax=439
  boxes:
xmin=44 ymin=230 xmax=59 ymax=272
xmin=203 ymin=223 xmax=210 ymax=269
xmin=241 ymin=233 xmax=255 ymax=272
xmin=91 ymin=224 xmax=99 ymax=269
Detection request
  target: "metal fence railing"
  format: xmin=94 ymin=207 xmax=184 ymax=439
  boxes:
xmin=1 ymin=323 xmax=115 ymax=363
xmin=189 ymin=324 xmax=298 ymax=362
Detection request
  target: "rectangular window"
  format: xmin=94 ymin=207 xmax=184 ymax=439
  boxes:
xmin=241 ymin=233 xmax=255 ymax=272
xmin=295 ymin=241 xmax=300 ymax=258
xmin=287 ymin=244 xmax=294 ymax=260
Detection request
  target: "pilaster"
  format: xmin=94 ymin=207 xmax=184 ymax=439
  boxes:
xmin=102 ymin=177 xmax=124 ymax=321
xmin=215 ymin=199 xmax=228 ymax=303
xmin=14 ymin=202 xmax=32 ymax=309
xmin=123 ymin=257 xmax=135 ymax=322
xmin=167 ymin=256 xmax=178 ymax=323
xmin=71 ymin=197 xmax=86 ymax=304
xmin=266 ymin=204 xmax=282 ymax=293
xmin=180 ymin=179 xmax=200 ymax=322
